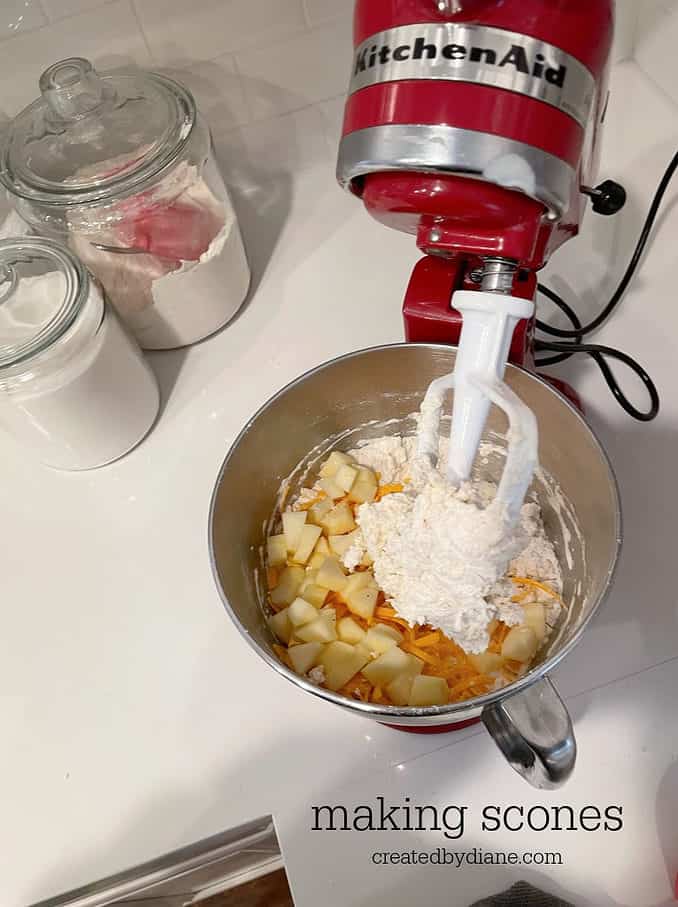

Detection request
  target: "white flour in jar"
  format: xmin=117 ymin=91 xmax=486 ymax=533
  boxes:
xmin=0 ymin=273 xmax=159 ymax=469
xmin=341 ymin=435 xmax=562 ymax=654
xmin=69 ymin=156 xmax=250 ymax=350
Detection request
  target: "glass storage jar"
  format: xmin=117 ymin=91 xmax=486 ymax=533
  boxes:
xmin=0 ymin=58 xmax=250 ymax=350
xmin=0 ymin=237 xmax=159 ymax=469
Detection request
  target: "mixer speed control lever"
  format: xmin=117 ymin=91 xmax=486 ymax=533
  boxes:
xmin=581 ymin=179 xmax=627 ymax=216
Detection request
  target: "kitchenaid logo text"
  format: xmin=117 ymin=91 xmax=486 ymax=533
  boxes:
xmin=348 ymin=24 xmax=595 ymax=127
xmin=311 ymin=799 xmax=624 ymax=840
xmin=354 ymin=36 xmax=566 ymax=87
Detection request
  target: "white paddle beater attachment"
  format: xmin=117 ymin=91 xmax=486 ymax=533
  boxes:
xmin=417 ymin=280 xmax=537 ymax=529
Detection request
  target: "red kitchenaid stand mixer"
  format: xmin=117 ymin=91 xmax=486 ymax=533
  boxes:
xmin=334 ymin=0 xmax=639 ymax=735
xmin=337 ymin=0 xmax=624 ymax=408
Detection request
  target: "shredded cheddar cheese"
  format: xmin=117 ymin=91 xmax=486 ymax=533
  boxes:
xmin=376 ymin=483 xmax=405 ymax=500
xmin=511 ymin=576 xmax=562 ymax=602
xmin=414 ymin=630 xmax=441 ymax=648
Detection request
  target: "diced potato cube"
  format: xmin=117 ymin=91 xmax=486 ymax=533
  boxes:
xmin=345 ymin=584 xmax=378 ymax=620
xmin=299 ymin=569 xmax=317 ymax=589
xmin=308 ymin=551 xmax=326 ymax=570
xmin=468 ymin=652 xmax=504 ymax=674
xmin=341 ymin=571 xmax=371 ymax=598
xmin=348 ymin=467 xmax=378 ymax=504
xmin=386 ymin=673 xmax=416 ymax=706
xmin=337 ymin=617 xmax=366 ymax=645
xmin=288 ymin=597 xmax=319 ymax=628
xmin=405 ymin=653 xmax=425 ymax=676
xmin=354 ymin=641 xmax=375 ymax=662
xmin=320 ymin=606 xmax=337 ymax=623
xmin=307 ymin=498 xmax=333 ymax=527
xmin=268 ymin=608 xmax=292 ymax=644
xmin=319 ymin=502 xmax=356 ymax=536
xmin=408 ymin=675 xmax=449 ymax=707
xmin=319 ymin=476 xmax=345 ymax=500
xmin=335 ymin=463 xmax=358 ymax=493
xmin=316 ymin=556 xmax=348 ymax=592
xmin=342 ymin=571 xmax=371 ymax=596
xmin=291 ymin=524 xmax=322 ymax=565
xmin=319 ymin=451 xmax=356 ymax=478
xmin=295 ymin=613 xmax=338 ymax=644
xmin=266 ymin=534 xmax=287 ymax=567
xmin=522 ymin=602 xmax=546 ymax=642
xmin=360 ymin=638 xmax=419 ymax=666
xmin=365 ymin=646 xmax=421 ymax=674
xmin=501 ymin=625 xmax=539 ymax=662
xmin=328 ymin=529 xmax=360 ymax=558
xmin=362 ymin=646 xmax=413 ymax=686
xmin=301 ymin=584 xmax=328 ymax=609
xmin=365 ymin=624 xmax=403 ymax=654
xmin=270 ymin=566 xmax=305 ymax=608
xmin=314 ymin=536 xmax=331 ymax=556
xmin=288 ymin=642 xmax=324 ymax=675
xmin=282 ymin=511 xmax=307 ymax=552
xmin=319 ymin=641 xmax=370 ymax=691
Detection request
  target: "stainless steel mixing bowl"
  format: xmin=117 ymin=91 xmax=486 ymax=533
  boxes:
xmin=209 ymin=344 xmax=621 ymax=788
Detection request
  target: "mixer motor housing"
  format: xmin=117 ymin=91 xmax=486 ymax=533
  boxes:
xmin=337 ymin=0 xmax=614 ymax=373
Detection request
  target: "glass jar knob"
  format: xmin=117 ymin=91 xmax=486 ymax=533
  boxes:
xmin=39 ymin=57 xmax=109 ymax=121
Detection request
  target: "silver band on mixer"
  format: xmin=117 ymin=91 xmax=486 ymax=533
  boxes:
xmin=337 ymin=124 xmax=576 ymax=217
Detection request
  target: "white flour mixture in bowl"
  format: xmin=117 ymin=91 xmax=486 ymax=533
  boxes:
xmin=261 ymin=407 xmax=575 ymax=707
xmin=340 ymin=435 xmax=562 ymax=653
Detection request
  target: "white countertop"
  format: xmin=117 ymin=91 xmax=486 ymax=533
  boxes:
xmin=2 ymin=61 xmax=678 ymax=907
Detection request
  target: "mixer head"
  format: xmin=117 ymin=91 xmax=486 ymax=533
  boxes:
xmin=336 ymin=0 xmax=620 ymax=470
xmin=337 ymin=0 xmax=614 ymax=320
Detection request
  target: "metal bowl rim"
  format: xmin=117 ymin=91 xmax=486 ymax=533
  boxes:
xmin=208 ymin=342 xmax=623 ymax=720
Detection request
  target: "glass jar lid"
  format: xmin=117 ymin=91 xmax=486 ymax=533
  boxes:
xmin=0 ymin=237 xmax=88 ymax=368
xmin=0 ymin=57 xmax=196 ymax=207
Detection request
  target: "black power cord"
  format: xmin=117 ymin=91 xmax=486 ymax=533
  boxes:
xmin=533 ymin=151 xmax=678 ymax=422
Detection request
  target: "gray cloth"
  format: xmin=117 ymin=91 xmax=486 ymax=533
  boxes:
xmin=470 ymin=882 xmax=575 ymax=907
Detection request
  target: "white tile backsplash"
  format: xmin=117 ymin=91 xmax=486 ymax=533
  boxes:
xmin=634 ymin=1 xmax=678 ymax=106
xmin=0 ymin=0 xmax=47 ymax=37
xmin=318 ymin=94 xmax=346 ymax=152
xmin=134 ymin=0 xmax=308 ymax=67
xmin=165 ymin=57 xmax=251 ymax=130
xmin=612 ymin=0 xmax=639 ymax=64
xmin=303 ymin=0 xmax=351 ymax=28
xmin=40 ymin=0 xmax=112 ymax=23
xmin=214 ymin=104 xmax=332 ymax=183
xmin=235 ymin=19 xmax=351 ymax=121
xmin=0 ymin=0 xmax=150 ymax=116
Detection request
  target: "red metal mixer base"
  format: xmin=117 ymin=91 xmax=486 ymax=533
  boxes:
xmin=384 ymin=717 xmax=482 ymax=734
